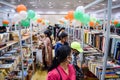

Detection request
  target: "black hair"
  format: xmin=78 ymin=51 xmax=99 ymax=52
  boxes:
xmin=57 ymin=27 xmax=65 ymax=38
xmin=48 ymin=45 xmax=71 ymax=72
xmin=59 ymin=32 xmax=68 ymax=40
xmin=44 ymin=30 xmax=52 ymax=43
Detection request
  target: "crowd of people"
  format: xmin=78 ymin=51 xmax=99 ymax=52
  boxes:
xmin=33 ymin=24 xmax=98 ymax=80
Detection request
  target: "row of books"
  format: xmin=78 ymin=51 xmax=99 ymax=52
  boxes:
xmin=88 ymin=59 xmax=120 ymax=79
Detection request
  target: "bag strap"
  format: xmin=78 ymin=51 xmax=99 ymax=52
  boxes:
xmin=56 ymin=68 xmax=62 ymax=80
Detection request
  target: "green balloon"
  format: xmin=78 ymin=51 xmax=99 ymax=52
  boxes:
xmin=32 ymin=15 xmax=37 ymax=21
xmin=82 ymin=14 xmax=90 ymax=24
xmin=27 ymin=10 xmax=35 ymax=19
xmin=96 ymin=20 xmax=101 ymax=24
xmin=90 ymin=17 xmax=97 ymax=22
xmin=3 ymin=24 xmax=8 ymax=26
xmin=115 ymin=23 xmax=120 ymax=28
xmin=74 ymin=10 xmax=84 ymax=21
xmin=20 ymin=19 xmax=30 ymax=27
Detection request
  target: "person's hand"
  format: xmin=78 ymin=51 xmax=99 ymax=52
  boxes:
xmin=84 ymin=75 xmax=87 ymax=79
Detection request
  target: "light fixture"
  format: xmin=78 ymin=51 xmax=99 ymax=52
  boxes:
xmin=49 ymin=6 xmax=53 ymax=8
xmin=65 ymin=5 xmax=69 ymax=7
xmin=48 ymin=2 xmax=52 ymax=4
xmin=66 ymin=2 xmax=70 ymax=4
xmin=32 ymin=5 xmax=36 ymax=6
xmin=112 ymin=0 xmax=117 ymax=2
xmin=101 ymin=4 xmax=105 ymax=5
xmin=35 ymin=7 xmax=38 ymax=8
xmin=78 ymin=0 xmax=81 ymax=2
xmin=30 ymin=2 xmax=34 ymax=4
xmin=46 ymin=11 xmax=56 ymax=14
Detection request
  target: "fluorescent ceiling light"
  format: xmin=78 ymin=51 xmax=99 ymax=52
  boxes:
xmin=37 ymin=11 xmax=44 ymax=14
xmin=112 ymin=0 xmax=117 ymax=2
xmin=101 ymin=4 xmax=105 ymax=5
xmin=46 ymin=11 xmax=56 ymax=14
xmin=66 ymin=2 xmax=70 ymax=4
xmin=32 ymin=5 xmax=36 ymax=6
xmin=48 ymin=2 xmax=52 ymax=4
xmin=59 ymin=11 xmax=67 ymax=14
xmin=79 ymin=0 xmax=81 ymax=2
xmin=49 ymin=7 xmax=53 ymax=8
xmin=30 ymin=2 xmax=34 ymax=4
xmin=11 ymin=9 xmax=15 ymax=12
xmin=65 ymin=5 xmax=69 ymax=7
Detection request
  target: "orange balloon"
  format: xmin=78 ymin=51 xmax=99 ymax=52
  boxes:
xmin=89 ymin=21 xmax=94 ymax=27
xmin=64 ymin=15 xmax=69 ymax=20
xmin=67 ymin=11 xmax=74 ymax=21
xmin=114 ymin=20 xmax=119 ymax=25
xmin=2 ymin=20 xmax=9 ymax=24
xmin=16 ymin=4 xmax=27 ymax=13
xmin=37 ymin=18 xmax=42 ymax=23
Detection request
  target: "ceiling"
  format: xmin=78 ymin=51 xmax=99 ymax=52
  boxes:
xmin=0 ymin=0 xmax=120 ymax=14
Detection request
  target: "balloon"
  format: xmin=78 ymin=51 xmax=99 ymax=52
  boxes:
xmin=114 ymin=20 xmax=119 ymax=25
xmin=82 ymin=14 xmax=90 ymax=24
xmin=32 ymin=14 xmax=41 ymax=21
xmin=67 ymin=11 xmax=74 ymax=21
xmin=76 ymin=6 xmax=85 ymax=13
xmin=13 ymin=13 xmax=22 ymax=23
xmin=37 ymin=18 xmax=42 ymax=23
xmin=90 ymin=17 xmax=97 ymax=22
xmin=115 ymin=23 xmax=120 ymax=28
xmin=89 ymin=21 xmax=95 ymax=27
xmin=27 ymin=10 xmax=35 ymax=19
xmin=3 ymin=24 xmax=7 ymax=26
xmin=20 ymin=19 xmax=30 ymax=27
xmin=45 ymin=20 xmax=50 ymax=25
xmin=16 ymin=4 xmax=27 ymax=13
xmin=19 ymin=11 xmax=27 ymax=20
xmin=2 ymin=20 xmax=9 ymax=25
xmin=96 ymin=20 xmax=101 ymax=24
xmin=74 ymin=10 xmax=84 ymax=21
xmin=64 ymin=15 xmax=69 ymax=20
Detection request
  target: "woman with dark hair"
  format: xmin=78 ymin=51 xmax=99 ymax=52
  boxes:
xmin=47 ymin=45 xmax=76 ymax=80
xmin=57 ymin=27 xmax=65 ymax=41
xmin=42 ymin=30 xmax=52 ymax=69
xmin=54 ymin=32 xmax=68 ymax=56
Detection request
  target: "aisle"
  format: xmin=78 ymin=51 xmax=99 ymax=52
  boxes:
xmin=32 ymin=70 xmax=47 ymax=80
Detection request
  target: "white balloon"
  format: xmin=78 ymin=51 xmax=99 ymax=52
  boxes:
xmin=19 ymin=11 xmax=27 ymax=20
xmin=13 ymin=13 xmax=22 ymax=23
xmin=76 ymin=6 xmax=85 ymax=13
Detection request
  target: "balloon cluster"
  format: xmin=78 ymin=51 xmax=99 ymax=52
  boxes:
xmin=112 ymin=20 xmax=120 ymax=28
xmin=13 ymin=4 xmax=36 ymax=27
xmin=2 ymin=20 xmax=9 ymax=26
xmin=60 ymin=6 xmax=103 ymax=27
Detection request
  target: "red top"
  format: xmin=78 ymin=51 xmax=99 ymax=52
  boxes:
xmin=47 ymin=64 xmax=76 ymax=80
